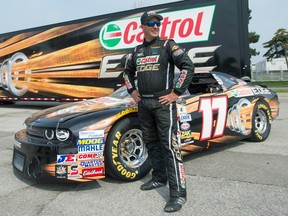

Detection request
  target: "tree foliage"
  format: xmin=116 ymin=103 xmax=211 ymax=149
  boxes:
xmin=248 ymin=9 xmax=260 ymax=57
xmin=249 ymin=31 xmax=260 ymax=56
xmin=263 ymin=28 xmax=288 ymax=60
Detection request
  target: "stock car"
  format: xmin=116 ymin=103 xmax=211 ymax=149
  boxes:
xmin=13 ymin=71 xmax=279 ymax=182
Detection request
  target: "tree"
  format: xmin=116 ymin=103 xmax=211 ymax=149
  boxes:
xmin=263 ymin=28 xmax=288 ymax=69
xmin=249 ymin=31 xmax=260 ymax=56
xmin=263 ymin=28 xmax=288 ymax=59
xmin=248 ymin=9 xmax=260 ymax=58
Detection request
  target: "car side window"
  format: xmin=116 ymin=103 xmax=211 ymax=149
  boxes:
xmin=212 ymin=73 xmax=238 ymax=89
xmin=188 ymin=73 xmax=222 ymax=94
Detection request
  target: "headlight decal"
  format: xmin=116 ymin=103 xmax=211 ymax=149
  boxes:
xmin=44 ymin=129 xmax=55 ymax=140
xmin=56 ymin=129 xmax=70 ymax=141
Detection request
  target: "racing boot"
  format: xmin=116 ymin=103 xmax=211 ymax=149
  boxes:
xmin=140 ymin=179 xmax=166 ymax=190
xmin=164 ymin=196 xmax=187 ymax=212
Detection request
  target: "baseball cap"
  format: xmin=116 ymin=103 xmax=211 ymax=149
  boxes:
xmin=140 ymin=11 xmax=163 ymax=24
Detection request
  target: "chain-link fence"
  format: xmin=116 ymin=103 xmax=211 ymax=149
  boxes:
xmin=251 ymin=70 xmax=288 ymax=81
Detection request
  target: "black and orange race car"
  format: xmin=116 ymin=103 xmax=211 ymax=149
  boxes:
xmin=13 ymin=71 xmax=279 ymax=182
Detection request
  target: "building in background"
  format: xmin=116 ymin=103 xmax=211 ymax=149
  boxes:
xmin=251 ymin=58 xmax=288 ymax=81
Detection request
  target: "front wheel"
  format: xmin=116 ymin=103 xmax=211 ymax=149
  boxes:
xmin=249 ymin=100 xmax=272 ymax=142
xmin=105 ymin=116 xmax=151 ymax=181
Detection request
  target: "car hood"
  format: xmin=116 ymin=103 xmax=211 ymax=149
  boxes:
xmin=25 ymin=96 xmax=135 ymax=124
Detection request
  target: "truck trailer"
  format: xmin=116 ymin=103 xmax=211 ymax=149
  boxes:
xmin=0 ymin=0 xmax=250 ymax=103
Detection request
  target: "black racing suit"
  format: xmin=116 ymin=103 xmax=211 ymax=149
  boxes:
xmin=123 ymin=37 xmax=194 ymax=197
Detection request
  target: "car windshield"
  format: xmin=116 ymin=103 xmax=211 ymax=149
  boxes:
xmin=212 ymin=72 xmax=241 ymax=89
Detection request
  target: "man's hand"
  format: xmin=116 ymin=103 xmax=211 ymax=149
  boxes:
xmin=159 ymin=91 xmax=179 ymax=105
xmin=131 ymin=90 xmax=141 ymax=103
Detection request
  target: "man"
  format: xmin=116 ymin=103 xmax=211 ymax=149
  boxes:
xmin=123 ymin=10 xmax=194 ymax=213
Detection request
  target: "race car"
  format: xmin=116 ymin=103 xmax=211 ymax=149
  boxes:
xmin=13 ymin=71 xmax=280 ymax=182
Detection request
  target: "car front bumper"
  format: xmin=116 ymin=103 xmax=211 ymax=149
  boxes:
xmin=13 ymin=129 xmax=105 ymax=182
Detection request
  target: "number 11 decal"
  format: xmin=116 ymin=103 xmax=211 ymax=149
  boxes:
xmin=199 ymin=95 xmax=228 ymax=141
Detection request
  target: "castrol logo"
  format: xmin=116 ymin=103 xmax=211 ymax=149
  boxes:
xmin=136 ymin=55 xmax=159 ymax=65
xmin=100 ymin=5 xmax=215 ymax=50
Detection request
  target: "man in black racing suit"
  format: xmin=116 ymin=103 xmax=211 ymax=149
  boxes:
xmin=123 ymin=10 xmax=194 ymax=213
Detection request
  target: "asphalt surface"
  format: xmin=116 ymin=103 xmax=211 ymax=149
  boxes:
xmin=0 ymin=94 xmax=288 ymax=216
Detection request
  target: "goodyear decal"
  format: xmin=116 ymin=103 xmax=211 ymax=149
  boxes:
xmin=253 ymin=102 xmax=272 ymax=141
xmin=258 ymin=103 xmax=272 ymax=124
xmin=112 ymin=131 xmax=138 ymax=179
xmin=117 ymin=107 xmax=138 ymax=118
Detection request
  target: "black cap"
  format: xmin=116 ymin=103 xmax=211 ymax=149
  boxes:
xmin=140 ymin=11 xmax=163 ymax=24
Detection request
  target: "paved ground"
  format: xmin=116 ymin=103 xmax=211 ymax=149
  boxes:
xmin=0 ymin=94 xmax=287 ymax=216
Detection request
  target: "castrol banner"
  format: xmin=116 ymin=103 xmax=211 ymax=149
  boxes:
xmin=100 ymin=6 xmax=215 ymax=50
xmin=0 ymin=0 xmax=249 ymax=101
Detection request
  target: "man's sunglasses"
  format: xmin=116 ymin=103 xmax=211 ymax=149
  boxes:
xmin=145 ymin=21 xmax=161 ymax=27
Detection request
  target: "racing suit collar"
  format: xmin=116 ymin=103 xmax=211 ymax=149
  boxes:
xmin=143 ymin=37 xmax=159 ymax=47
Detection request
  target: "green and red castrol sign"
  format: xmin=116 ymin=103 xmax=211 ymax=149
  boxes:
xmin=100 ymin=5 xmax=216 ymax=50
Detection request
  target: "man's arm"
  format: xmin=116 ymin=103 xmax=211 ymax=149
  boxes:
xmin=169 ymin=40 xmax=195 ymax=96
xmin=123 ymin=53 xmax=137 ymax=94
xmin=123 ymin=51 xmax=141 ymax=102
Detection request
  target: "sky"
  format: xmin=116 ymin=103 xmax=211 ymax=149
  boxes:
xmin=0 ymin=0 xmax=287 ymax=64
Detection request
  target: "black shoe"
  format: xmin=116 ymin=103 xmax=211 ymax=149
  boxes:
xmin=164 ymin=197 xmax=187 ymax=213
xmin=140 ymin=179 xmax=166 ymax=190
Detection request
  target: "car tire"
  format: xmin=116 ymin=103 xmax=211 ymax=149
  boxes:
xmin=249 ymin=100 xmax=272 ymax=142
xmin=105 ymin=116 xmax=151 ymax=181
